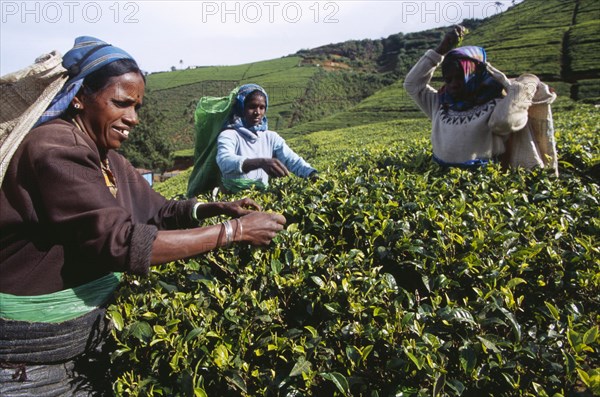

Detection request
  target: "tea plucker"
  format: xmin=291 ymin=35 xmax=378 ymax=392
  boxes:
xmin=216 ymin=84 xmax=318 ymax=193
xmin=404 ymin=25 xmax=557 ymax=170
xmin=0 ymin=36 xmax=285 ymax=394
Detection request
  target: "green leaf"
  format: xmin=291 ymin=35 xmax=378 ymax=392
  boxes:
xmin=532 ymin=382 xmax=549 ymax=397
xmin=346 ymin=345 xmax=360 ymax=364
xmin=271 ymin=259 xmax=283 ymax=275
xmin=320 ymin=372 xmax=350 ymax=396
xmin=477 ymin=336 xmax=500 ymax=353
xmin=544 ymin=301 xmax=560 ymax=321
xmin=583 ymin=326 xmax=598 ymax=345
xmin=304 ymin=325 xmax=318 ymax=339
xmin=459 ymin=346 xmax=477 ymax=374
xmin=158 ymin=280 xmax=178 ymax=292
xmin=562 ymin=351 xmax=577 ymax=374
xmin=506 ymin=277 xmax=526 ymax=289
xmin=226 ymin=372 xmax=247 ymax=393
xmin=213 ymin=345 xmax=230 ymax=369
xmin=362 ymin=345 xmax=374 ymax=362
xmin=185 ymin=327 xmax=204 ymax=342
xmin=129 ymin=321 xmax=153 ymax=342
xmin=311 ymin=276 xmax=325 ymax=288
xmin=110 ymin=310 xmax=124 ymax=331
xmin=499 ymin=308 xmax=522 ymax=341
xmin=194 ymin=388 xmax=208 ymax=397
xmin=289 ymin=357 xmax=312 ymax=377
xmin=404 ymin=349 xmax=423 ymax=370
xmin=324 ymin=303 xmax=341 ymax=314
xmin=433 ymin=373 xmax=446 ymax=397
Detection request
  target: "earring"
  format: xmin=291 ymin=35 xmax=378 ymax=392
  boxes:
xmin=74 ymin=103 xmax=80 ymax=109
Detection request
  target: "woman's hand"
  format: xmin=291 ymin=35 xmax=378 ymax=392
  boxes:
xmin=435 ymin=25 xmax=468 ymax=55
xmin=486 ymin=63 xmax=512 ymax=89
xmin=242 ymin=158 xmax=290 ymax=178
xmin=195 ymin=199 xmax=261 ymax=220
xmin=151 ymin=210 xmax=286 ymax=264
xmin=260 ymin=158 xmax=290 ymax=178
xmin=219 ymin=198 xmax=262 ymax=217
xmin=236 ymin=212 xmax=286 ymax=246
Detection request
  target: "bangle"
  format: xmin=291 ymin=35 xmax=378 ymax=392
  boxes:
xmin=222 ymin=220 xmax=233 ymax=247
xmin=235 ymin=218 xmax=243 ymax=242
xmin=192 ymin=202 xmax=202 ymax=223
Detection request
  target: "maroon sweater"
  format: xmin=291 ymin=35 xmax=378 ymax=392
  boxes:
xmin=0 ymin=119 xmax=196 ymax=295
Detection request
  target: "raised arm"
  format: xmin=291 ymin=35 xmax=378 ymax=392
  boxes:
xmin=404 ymin=25 xmax=470 ymax=119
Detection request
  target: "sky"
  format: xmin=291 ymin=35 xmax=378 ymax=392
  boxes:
xmin=1 ymin=1 xmax=516 ymax=75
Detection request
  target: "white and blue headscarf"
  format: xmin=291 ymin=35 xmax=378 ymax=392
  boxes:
xmin=34 ymin=36 xmax=135 ymax=127
xmin=227 ymin=83 xmax=269 ymax=133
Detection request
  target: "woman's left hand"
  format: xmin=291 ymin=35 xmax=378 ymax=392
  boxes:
xmin=486 ymin=63 xmax=511 ymax=89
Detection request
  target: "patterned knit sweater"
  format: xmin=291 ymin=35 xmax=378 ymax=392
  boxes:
xmin=404 ymin=49 xmax=535 ymax=164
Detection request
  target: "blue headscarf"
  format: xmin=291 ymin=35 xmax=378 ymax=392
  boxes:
xmin=34 ymin=36 xmax=135 ymax=127
xmin=439 ymin=46 xmax=504 ymax=111
xmin=227 ymin=83 xmax=269 ymax=133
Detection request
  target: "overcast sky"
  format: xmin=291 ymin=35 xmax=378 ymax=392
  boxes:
xmin=1 ymin=1 xmax=516 ymax=75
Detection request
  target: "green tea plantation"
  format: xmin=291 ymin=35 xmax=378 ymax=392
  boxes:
xmin=106 ymin=106 xmax=599 ymax=396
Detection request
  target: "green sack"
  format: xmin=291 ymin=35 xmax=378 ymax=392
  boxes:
xmin=186 ymin=87 xmax=239 ymax=198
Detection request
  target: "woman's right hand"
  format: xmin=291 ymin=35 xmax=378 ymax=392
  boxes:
xmin=260 ymin=158 xmax=289 ymax=178
xmin=237 ymin=211 xmax=286 ymax=246
xmin=242 ymin=158 xmax=290 ymax=177
xmin=435 ymin=25 xmax=467 ymax=55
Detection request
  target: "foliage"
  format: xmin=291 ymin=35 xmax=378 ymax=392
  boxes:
xmin=288 ymin=70 xmax=395 ymax=128
xmin=285 ymin=81 xmax=425 ymax=135
xmin=107 ymin=106 xmax=599 ymax=396
xmin=135 ymin=0 xmax=598 ymax=159
xmin=144 ymin=57 xmax=318 ymax=150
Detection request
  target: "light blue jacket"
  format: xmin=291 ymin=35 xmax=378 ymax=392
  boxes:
xmin=216 ymin=127 xmax=316 ymax=186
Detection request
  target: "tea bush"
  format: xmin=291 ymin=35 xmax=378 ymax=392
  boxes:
xmin=108 ymin=107 xmax=599 ymax=396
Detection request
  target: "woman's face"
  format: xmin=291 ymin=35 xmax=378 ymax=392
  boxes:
xmin=443 ymin=64 xmax=465 ymax=100
xmin=243 ymin=94 xmax=267 ymax=126
xmin=74 ymin=72 xmax=145 ymax=153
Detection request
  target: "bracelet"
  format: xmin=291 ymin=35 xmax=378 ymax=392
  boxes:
xmin=192 ymin=202 xmax=202 ymax=223
xmin=222 ymin=220 xmax=233 ymax=247
xmin=235 ymin=218 xmax=243 ymax=242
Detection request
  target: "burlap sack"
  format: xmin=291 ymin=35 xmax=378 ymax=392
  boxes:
xmin=0 ymin=52 xmax=68 ymax=184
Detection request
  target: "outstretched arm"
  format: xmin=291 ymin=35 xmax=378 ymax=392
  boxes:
xmin=151 ymin=211 xmax=286 ymax=265
xmin=194 ymin=198 xmax=262 ymax=220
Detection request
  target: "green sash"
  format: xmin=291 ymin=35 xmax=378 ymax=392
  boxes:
xmin=222 ymin=177 xmax=267 ymax=194
xmin=0 ymin=272 xmax=122 ymax=323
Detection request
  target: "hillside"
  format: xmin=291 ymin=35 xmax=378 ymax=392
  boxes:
xmin=285 ymin=0 xmax=600 ymax=135
xmin=137 ymin=0 xmax=599 ymax=162
xmin=144 ymin=57 xmax=318 ymax=149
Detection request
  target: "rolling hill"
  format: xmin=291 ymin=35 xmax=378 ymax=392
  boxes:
xmin=137 ymin=0 xmax=599 ymax=162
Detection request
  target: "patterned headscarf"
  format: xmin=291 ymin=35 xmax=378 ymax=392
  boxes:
xmin=34 ymin=36 xmax=135 ymax=127
xmin=228 ymin=83 xmax=269 ymax=133
xmin=439 ymin=46 xmax=504 ymax=111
